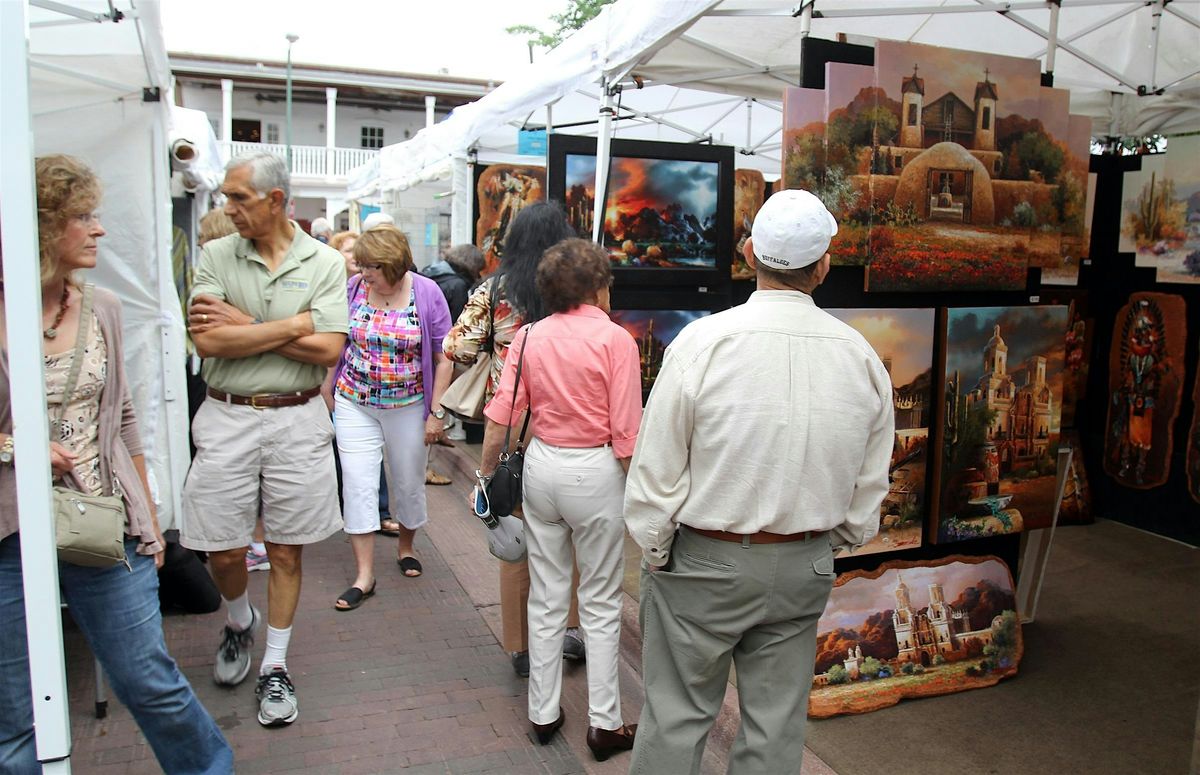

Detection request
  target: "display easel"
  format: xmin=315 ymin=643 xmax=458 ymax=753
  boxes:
xmin=1016 ymin=445 xmax=1074 ymax=624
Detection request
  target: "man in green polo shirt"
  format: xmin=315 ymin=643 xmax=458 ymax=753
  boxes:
xmin=180 ymin=151 xmax=348 ymax=728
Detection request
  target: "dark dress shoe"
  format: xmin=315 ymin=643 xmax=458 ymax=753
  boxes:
xmin=586 ymin=723 xmax=637 ymax=762
xmin=511 ymin=651 xmax=529 ymax=678
xmin=531 ymin=708 xmax=564 ymax=745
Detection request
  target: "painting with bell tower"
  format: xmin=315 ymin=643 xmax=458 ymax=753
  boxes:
xmin=935 ymin=305 xmax=1070 ymax=543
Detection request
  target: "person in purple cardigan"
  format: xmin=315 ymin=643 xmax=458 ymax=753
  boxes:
xmin=327 ymin=224 xmax=452 ymax=610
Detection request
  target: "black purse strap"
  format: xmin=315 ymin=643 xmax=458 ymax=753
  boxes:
xmin=51 ymin=283 xmax=95 ymax=493
xmin=500 ymin=322 xmax=534 ymax=460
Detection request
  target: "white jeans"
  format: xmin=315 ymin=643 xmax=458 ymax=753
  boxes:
xmin=333 ymin=393 xmax=429 ymax=534
xmin=522 ymin=438 xmax=627 ymax=730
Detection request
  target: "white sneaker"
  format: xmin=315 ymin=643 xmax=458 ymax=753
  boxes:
xmin=213 ymin=606 xmax=260 ymax=686
xmin=255 ymin=668 xmax=299 ymax=727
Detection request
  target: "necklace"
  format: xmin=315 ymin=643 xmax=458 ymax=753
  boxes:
xmin=43 ymin=283 xmax=70 ymax=339
xmin=372 ymin=285 xmax=406 ymax=307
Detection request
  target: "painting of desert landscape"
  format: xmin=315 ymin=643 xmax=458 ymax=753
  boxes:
xmin=939 ymin=305 xmax=1069 ymax=542
xmin=564 ymin=154 xmax=719 ymax=269
xmin=732 ymin=168 xmax=766 ymax=280
xmin=1119 ymin=134 xmax=1200 ymax=284
xmin=609 ymin=310 xmax=710 ymax=391
xmin=809 ymin=556 xmax=1021 ymax=718
xmin=827 ymin=308 xmax=934 ymax=556
xmin=475 ymin=164 xmax=544 ymax=275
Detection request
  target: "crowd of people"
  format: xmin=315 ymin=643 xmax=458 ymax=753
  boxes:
xmin=0 ymin=150 xmax=893 ymax=774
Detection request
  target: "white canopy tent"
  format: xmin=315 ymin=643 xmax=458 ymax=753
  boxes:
xmin=357 ymin=0 xmax=1200 ymax=245
xmin=0 ymin=0 xmax=186 ymax=767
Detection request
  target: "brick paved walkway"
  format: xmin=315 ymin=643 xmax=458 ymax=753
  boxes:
xmin=59 ymin=444 xmax=836 ymax=774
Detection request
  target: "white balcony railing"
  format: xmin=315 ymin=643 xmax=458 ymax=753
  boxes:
xmin=222 ymin=141 xmax=378 ymax=181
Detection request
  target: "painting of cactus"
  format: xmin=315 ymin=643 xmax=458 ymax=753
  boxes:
xmin=1118 ymin=135 xmax=1200 ymax=284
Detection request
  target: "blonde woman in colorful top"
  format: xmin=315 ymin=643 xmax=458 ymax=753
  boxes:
xmin=330 ymin=225 xmax=452 ymax=610
xmin=443 ymin=202 xmax=585 ymax=678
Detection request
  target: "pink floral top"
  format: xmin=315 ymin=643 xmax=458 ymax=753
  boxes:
xmin=336 ymin=283 xmax=423 ymax=408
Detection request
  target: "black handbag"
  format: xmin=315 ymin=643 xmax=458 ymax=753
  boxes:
xmin=486 ymin=323 xmax=534 ymax=517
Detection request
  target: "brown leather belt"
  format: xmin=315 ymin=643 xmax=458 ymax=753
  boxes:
xmin=688 ymin=526 xmax=827 ymax=544
xmin=207 ymin=386 xmax=320 ymax=409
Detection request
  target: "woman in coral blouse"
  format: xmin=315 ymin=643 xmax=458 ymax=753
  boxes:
xmin=481 ymin=238 xmax=642 ymax=762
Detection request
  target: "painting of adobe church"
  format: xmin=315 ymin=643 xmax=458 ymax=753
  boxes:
xmin=938 ymin=305 xmax=1069 ymax=542
xmin=805 ymin=40 xmax=1090 ymax=292
xmin=475 ymin=164 xmax=545 ymax=275
xmin=809 ymin=555 xmax=1021 ymax=718
xmin=1119 ymin=134 xmax=1200 ymax=285
xmin=827 ymin=308 xmax=935 ymax=556
xmin=1104 ymin=293 xmax=1187 ymax=489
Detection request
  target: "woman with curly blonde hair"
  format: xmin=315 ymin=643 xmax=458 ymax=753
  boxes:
xmin=0 ymin=154 xmax=232 ymax=772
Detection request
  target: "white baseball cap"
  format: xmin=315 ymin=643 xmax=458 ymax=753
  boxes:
xmin=750 ymin=189 xmax=838 ymax=270
xmin=362 ymin=212 xmax=395 ymax=230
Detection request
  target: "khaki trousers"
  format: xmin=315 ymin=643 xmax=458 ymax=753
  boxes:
xmin=630 ymin=526 xmax=836 ymax=775
xmin=499 ymin=557 xmax=580 ymax=653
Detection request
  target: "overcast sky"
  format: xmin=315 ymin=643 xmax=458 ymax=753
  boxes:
xmin=160 ymin=0 xmax=567 ymax=81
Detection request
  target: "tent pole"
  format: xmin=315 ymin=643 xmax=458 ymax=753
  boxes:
xmin=799 ymin=1 xmax=813 ymax=37
xmin=1147 ymin=0 xmax=1164 ymax=92
xmin=0 ymin=1 xmax=72 ymax=771
xmin=592 ymin=77 xmax=616 ymax=244
xmin=1164 ymin=3 xmax=1200 ymax=32
xmin=744 ymin=98 xmax=753 ymax=152
xmin=1045 ymin=1 xmax=1060 ymax=80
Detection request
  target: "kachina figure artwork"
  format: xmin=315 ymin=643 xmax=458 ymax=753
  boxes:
xmin=938 ymin=305 xmax=1069 ymax=541
xmin=1104 ymin=293 xmax=1187 ymax=489
xmin=1118 ymin=134 xmax=1200 ymax=284
xmin=564 ymin=154 xmax=719 ymax=268
xmin=809 ymin=555 xmax=1021 ymax=718
xmin=827 ymin=308 xmax=935 ymax=556
xmin=475 ymin=164 xmax=544 ymax=275
xmin=609 ymin=310 xmax=711 ymax=392
xmin=1187 ymin=346 xmax=1200 ymax=504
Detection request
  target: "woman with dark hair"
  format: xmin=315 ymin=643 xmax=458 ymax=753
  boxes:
xmin=481 ymin=238 xmax=642 ymax=761
xmin=443 ymin=202 xmax=585 ymax=677
xmin=0 ymin=154 xmax=233 ymax=772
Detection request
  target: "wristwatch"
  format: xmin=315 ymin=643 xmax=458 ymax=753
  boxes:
xmin=0 ymin=436 xmax=13 ymax=465
xmin=431 ymin=408 xmax=447 ymax=421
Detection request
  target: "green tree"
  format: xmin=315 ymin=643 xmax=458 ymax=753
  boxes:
xmin=990 ymin=610 xmax=1020 ymax=657
xmin=826 ymin=665 xmax=849 ymax=685
xmin=506 ymin=0 xmax=616 ymax=50
xmin=860 ymin=656 xmax=884 ymax=678
xmin=1053 ymin=169 xmax=1086 ymax=233
xmin=1015 ymin=131 xmax=1065 ymax=183
xmin=784 ymin=131 xmax=826 ymax=190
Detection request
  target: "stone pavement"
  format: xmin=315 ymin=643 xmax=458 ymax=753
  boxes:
xmin=59 ymin=443 xmax=837 ymax=774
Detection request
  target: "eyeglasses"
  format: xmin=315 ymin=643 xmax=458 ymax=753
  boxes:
xmin=71 ymin=212 xmax=102 ymax=225
xmin=358 ymin=263 xmax=384 ymax=271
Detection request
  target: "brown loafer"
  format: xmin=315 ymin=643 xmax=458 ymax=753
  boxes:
xmin=425 ymin=469 xmax=452 ymax=486
xmin=531 ymin=708 xmax=564 ymax=745
xmin=586 ymin=723 xmax=637 ymax=762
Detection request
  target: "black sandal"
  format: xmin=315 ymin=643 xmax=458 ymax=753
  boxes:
xmin=397 ymin=556 xmax=422 ymax=577
xmin=334 ymin=581 xmax=377 ymax=611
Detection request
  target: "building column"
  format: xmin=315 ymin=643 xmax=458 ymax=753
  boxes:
xmin=325 ymin=86 xmax=337 ymax=179
xmin=425 ymin=95 xmax=436 ymax=128
xmin=220 ymin=78 xmax=233 ymax=159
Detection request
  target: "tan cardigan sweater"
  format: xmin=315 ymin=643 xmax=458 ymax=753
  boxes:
xmin=0 ymin=286 xmax=159 ymax=554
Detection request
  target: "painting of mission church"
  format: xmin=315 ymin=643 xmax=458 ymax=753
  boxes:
xmin=809 ymin=555 xmax=1021 ymax=718
xmin=783 ymin=40 xmax=1092 ymax=292
xmin=937 ymin=306 xmax=1069 ymax=542
xmin=827 ymin=308 xmax=935 ymax=556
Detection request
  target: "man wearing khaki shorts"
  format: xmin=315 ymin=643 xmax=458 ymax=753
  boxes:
xmin=181 ymin=151 xmax=348 ymax=727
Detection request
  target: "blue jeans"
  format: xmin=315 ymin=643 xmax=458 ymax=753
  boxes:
xmin=0 ymin=535 xmax=233 ymax=774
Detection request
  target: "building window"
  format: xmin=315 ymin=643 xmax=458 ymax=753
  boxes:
xmin=232 ymin=119 xmax=261 ymax=143
xmin=906 ymin=104 xmax=917 ymax=126
xmin=361 ymin=126 xmax=384 ymax=149
xmin=993 ymin=158 xmax=1002 ymax=175
xmin=894 ymin=155 xmax=903 ymax=169
xmin=265 ymin=123 xmax=280 ymax=144
xmin=981 ymin=106 xmax=991 ymax=131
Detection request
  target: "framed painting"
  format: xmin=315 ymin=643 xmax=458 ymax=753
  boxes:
xmin=732 ymin=169 xmax=766 ymax=281
xmin=936 ymin=305 xmax=1069 ymax=542
xmin=1119 ymin=135 xmax=1200 ymax=284
xmin=473 ymin=163 xmax=545 ymax=276
xmin=1103 ymin=293 xmax=1188 ymax=489
xmin=827 ymin=308 xmax=935 ymax=556
xmin=809 ymin=555 xmax=1021 ymax=718
xmin=608 ymin=309 xmax=711 ymax=393
xmin=547 ymin=133 xmax=734 ymax=288
xmin=1187 ymin=346 xmax=1200 ymax=504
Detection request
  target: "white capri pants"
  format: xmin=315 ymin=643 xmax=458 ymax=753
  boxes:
xmin=333 ymin=393 xmax=429 ymax=534
xmin=522 ymin=437 xmax=627 ymax=731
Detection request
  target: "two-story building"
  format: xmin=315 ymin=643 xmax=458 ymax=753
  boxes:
xmin=171 ymin=53 xmax=495 ymax=259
